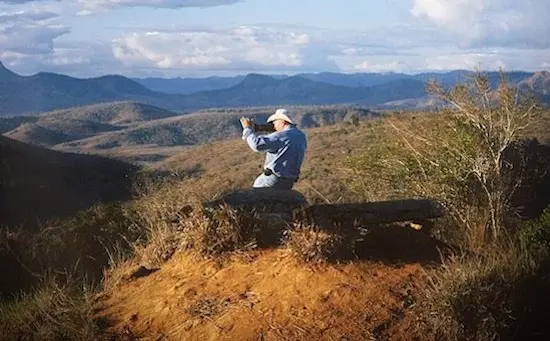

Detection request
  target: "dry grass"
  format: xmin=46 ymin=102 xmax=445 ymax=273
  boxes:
xmin=152 ymin=120 xmax=371 ymax=204
xmin=284 ymin=223 xmax=347 ymax=263
xmin=419 ymin=243 xmax=548 ymax=341
xmin=186 ymin=296 xmax=231 ymax=319
xmin=0 ymin=203 xmax=140 ymax=297
xmin=181 ymin=204 xmax=262 ymax=257
xmin=0 ymin=278 xmax=104 ymax=341
xmin=4 ymin=94 xmax=549 ymax=340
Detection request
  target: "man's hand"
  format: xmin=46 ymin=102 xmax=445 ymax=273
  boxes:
xmin=240 ymin=117 xmax=253 ymax=129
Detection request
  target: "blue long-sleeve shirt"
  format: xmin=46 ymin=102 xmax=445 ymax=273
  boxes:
xmin=242 ymin=126 xmax=307 ymax=179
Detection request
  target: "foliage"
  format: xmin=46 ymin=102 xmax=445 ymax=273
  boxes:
xmin=519 ymin=206 xmax=550 ymax=258
xmin=423 ymin=241 xmax=550 ymax=341
xmin=345 ymin=72 xmax=541 ymax=248
xmin=0 ymin=279 xmax=106 ymax=341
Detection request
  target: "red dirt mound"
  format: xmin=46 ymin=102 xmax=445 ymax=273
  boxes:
xmin=97 ymin=248 xmax=430 ymax=341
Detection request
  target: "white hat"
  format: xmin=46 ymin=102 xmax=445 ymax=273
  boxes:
xmin=267 ymin=108 xmax=294 ymax=124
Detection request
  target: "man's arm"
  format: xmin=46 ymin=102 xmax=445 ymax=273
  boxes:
xmin=242 ymin=128 xmax=280 ymax=152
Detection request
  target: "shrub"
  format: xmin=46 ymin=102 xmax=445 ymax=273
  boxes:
xmin=181 ymin=204 xmax=262 ymax=257
xmin=284 ymin=223 xmax=346 ymax=263
xmin=0 ymin=203 xmax=139 ymax=296
xmin=0 ymin=279 xmax=104 ymax=341
xmin=345 ymin=72 xmax=541 ymax=248
xmin=519 ymin=206 xmax=550 ymax=259
xmin=422 ymin=242 xmax=550 ymax=341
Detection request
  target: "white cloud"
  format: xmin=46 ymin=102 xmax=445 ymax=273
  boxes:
xmin=0 ymin=9 xmax=68 ymax=56
xmin=411 ymin=0 xmax=550 ymax=49
xmin=74 ymin=0 xmax=240 ymax=12
xmin=352 ymin=60 xmax=408 ymax=73
xmin=0 ymin=0 xmax=40 ymax=3
xmin=411 ymin=0 xmax=485 ymax=26
xmin=0 ymin=10 xmax=57 ymax=21
xmin=422 ymin=50 xmax=550 ymax=72
xmin=424 ymin=53 xmax=488 ymax=70
xmin=112 ymin=26 xmax=315 ymax=70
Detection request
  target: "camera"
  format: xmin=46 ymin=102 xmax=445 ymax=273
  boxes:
xmin=253 ymin=122 xmax=275 ymax=133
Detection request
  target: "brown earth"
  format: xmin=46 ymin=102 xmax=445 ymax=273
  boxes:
xmin=97 ymin=247 xmax=433 ymax=341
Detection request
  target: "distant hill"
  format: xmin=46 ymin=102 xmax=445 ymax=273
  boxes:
xmin=3 ymin=102 xmax=180 ymax=147
xmin=53 ymin=107 xmax=378 ymax=152
xmin=378 ymin=96 xmax=446 ymax=110
xmin=0 ymin=60 xmax=181 ymax=116
xmin=0 ymin=135 xmax=138 ymax=229
xmin=182 ymin=75 xmax=426 ymax=107
xmin=1 ymin=60 xmax=545 ymax=117
xmin=5 ymin=123 xmax=74 ymax=147
xmin=518 ymin=71 xmax=550 ymax=103
xmin=133 ymin=75 xmax=247 ymax=94
xmin=135 ymin=70 xmax=535 ymax=94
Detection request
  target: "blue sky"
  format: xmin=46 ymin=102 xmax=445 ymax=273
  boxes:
xmin=0 ymin=0 xmax=549 ymax=77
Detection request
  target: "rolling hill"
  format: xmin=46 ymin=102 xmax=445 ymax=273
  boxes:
xmin=4 ymin=102 xmax=181 ymax=147
xmin=0 ymin=135 xmax=138 ymax=229
xmin=2 ymin=102 xmax=377 ymax=166
xmin=0 ymin=116 xmax=38 ymax=134
xmin=41 ymin=101 xmax=180 ymax=125
xmin=53 ymin=107 xmax=377 ymax=152
xmin=518 ymin=71 xmax=550 ymax=103
xmin=5 ymin=123 xmax=74 ymax=147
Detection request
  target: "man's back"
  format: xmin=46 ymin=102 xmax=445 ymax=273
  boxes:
xmin=263 ymin=126 xmax=307 ymax=179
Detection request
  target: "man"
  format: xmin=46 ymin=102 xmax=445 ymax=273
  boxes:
xmin=240 ymin=108 xmax=307 ymax=190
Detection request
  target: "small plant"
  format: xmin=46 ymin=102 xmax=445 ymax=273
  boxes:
xmin=284 ymin=223 xmax=345 ymax=263
xmin=181 ymin=204 xmax=261 ymax=257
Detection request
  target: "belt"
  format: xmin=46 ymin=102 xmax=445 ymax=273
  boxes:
xmin=263 ymin=168 xmax=298 ymax=181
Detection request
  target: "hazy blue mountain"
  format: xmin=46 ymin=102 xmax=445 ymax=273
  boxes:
xmin=134 ymin=70 xmax=535 ymax=94
xmin=0 ymin=62 xmax=428 ymax=116
xmin=0 ymin=60 xmax=174 ymax=116
xmin=0 ymin=60 xmax=542 ymax=117
xmin=182 ymin=74 xmax=426 ymax=107
xmin=133 ymin=75 xmax=247 ymax=94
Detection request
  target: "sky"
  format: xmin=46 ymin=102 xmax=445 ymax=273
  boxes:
xmin=0 ymin=0 xmax=549 ymax=78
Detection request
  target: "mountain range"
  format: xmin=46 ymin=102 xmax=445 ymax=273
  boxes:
xmin=2 ymin=60 xmax=548 ymax=117
xmin=134 ymin=70 xmax=535 ymax=94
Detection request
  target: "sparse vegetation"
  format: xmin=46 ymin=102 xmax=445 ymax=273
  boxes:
xmin=0 ymin=279 xmax=105 ymax=341
xmin=1 ymin=71 xmax=549 ymax=340
xmin=180 ymin=204 xmax=262 ymax=256
xmin=284 ymin=223 xmax=346 ymax=263
xmin=0 ymin=203 xmax=139 ymax=296
xmin=342 ymin=72 xmax=550 ymax=340
xmin=346 ymin=73 xmax=542 ymax=247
